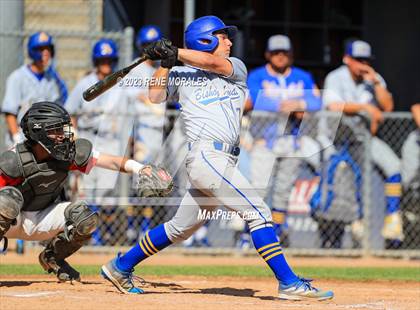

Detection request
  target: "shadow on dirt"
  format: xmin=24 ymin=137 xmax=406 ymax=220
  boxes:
xmin=140 ymin=281 xmax=278 ymax=300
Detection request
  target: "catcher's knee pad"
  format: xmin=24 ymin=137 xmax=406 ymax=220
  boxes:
xmin=0 ymin=186 xmax=23 ymax=220
xmin=64 ymin=201 xmax=98 ymax=241
xmin=0 ymin=187 xmax=23 ymax=238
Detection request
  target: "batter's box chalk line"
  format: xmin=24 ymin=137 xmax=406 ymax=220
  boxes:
xmin=337 ymin=301 xmax=393 ymax=310
xmin=1 ymin=290 xmax=63 ymax=298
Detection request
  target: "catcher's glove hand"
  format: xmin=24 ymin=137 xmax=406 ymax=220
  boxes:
xmin=137 ymin=164 xmax=173 ymax=198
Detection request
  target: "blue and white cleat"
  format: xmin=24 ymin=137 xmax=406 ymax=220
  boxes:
xmin=101 ymin=254 xmax=144 ymax=294
xmin=279 ymin=277 xmax=334 ymax=301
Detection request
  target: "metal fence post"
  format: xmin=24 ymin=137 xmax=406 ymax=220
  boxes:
xmin=121 ymin=27 xmax=134 ymax=67
xmin=118 ymin=27 xmax=134 ymax=207
xmin=362 ymin=123 xmax=373 ymax=257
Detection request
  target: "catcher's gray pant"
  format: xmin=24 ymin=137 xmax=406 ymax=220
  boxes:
xmin=401 ymin=130 xmax=419 ymax=187
xmin=164 ymin=140 xmax=273 ymax=243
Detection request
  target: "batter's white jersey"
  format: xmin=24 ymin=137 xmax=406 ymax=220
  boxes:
xmin=167 ymin=57 xmax=248 ymax=145
xmin=2 ymin=65 xmax=62 ymax=122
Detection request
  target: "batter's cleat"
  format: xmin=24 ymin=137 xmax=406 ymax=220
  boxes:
xmin=279 ymin=277 xmax=334 ymax=301
xmin=39 ymin=250 xmax=81 ymax=282
xmin=382 ymin=212 xmax=404 ymax=241
xmin=101 ymin=254 xmax=144 ymax=294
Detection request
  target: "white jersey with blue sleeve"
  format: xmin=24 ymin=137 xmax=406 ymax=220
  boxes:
xmin=167 ymin=57 xmax=247 ymax=145
xmin=2 ymin=65 xmax=62 ymax=122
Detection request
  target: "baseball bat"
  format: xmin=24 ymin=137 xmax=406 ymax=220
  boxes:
xmin=82 ymin=55 xmax=148 ymax=101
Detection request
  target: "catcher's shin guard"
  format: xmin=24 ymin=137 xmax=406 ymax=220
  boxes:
xmin=39 ymin=201 xmax=98 ymax=282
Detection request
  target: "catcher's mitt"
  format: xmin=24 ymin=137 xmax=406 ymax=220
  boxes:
xmin=137 ymin=164 xmax=173 ymax=198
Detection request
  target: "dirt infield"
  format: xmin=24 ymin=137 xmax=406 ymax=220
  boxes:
xmin=1 ymin=275 xmax=419 ymax=310
xmin=1 ymin=252 xmax=420 ymax=310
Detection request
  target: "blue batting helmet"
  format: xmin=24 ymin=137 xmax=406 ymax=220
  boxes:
xmin=92 ymin=38 xmax=119 ymax=64
xmin=136 ymin=25 xmax=162 ymax=48
xmin=184 ymin=15 xmax=237 ymax=52
xmin=27 ymin=32 xmax=55 ymax=61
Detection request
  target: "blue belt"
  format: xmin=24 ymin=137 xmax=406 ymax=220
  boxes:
xmin=188 ymin=141 xmax=241 ymax=156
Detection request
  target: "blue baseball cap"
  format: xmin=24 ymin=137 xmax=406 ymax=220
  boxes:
xmin=345 ymin=40 xmax=374 ymax=60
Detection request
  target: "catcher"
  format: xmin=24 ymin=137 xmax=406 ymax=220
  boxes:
xmin=0 ymin=101 xmax=172 ymax=282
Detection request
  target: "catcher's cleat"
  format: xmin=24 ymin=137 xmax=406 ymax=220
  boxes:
xmin=278 ymin=277 xmax=334 ymax=301
xmin=39 ymin=249 xmax=81 ymax=282
xmin=101 ymin=254 xmax=144 ymax=294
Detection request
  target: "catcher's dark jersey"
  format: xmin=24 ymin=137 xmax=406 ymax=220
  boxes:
xmin=0 ymin=139 xmax=99 ymax=211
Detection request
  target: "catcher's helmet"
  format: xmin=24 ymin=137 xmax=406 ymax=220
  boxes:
xmin=184 ymin=15 xmax=237 ymax=52
xmin=27 ymin=32 xmax=55 ymax=61
xmin=92 ymin=38 xmax=119 ymax=65
xmin=136 ymin=25 xmax=162 ymax=49
xmin=20 ymin=102 xmax=75 ymax=162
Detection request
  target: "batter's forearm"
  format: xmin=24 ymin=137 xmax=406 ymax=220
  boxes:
xmin=149 ymin=67 xmax=169 ymax=103
xmin=177 ymin=49 xmax=232 ymax=76
xmin=5 ymin=114 xmax=19 ymax=135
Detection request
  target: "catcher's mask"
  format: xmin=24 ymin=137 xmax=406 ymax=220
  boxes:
xmin=21 ymin=101 xmax=75 ymax=161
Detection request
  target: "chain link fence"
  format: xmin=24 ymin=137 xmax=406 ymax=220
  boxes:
xmin=0 ymin=1 xmax=418 ymax=258
xmin=59 ymin=109 xmax=419 ymax=258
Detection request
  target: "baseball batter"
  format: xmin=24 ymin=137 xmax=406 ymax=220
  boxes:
xmin=0 ymin=102 xmax=148 ymax=282
xmin=2 ymin=32 xmax=67 ymax=149
xmin=324 ymin=40 xmax=403 ymax=245
xmin=101 ymin=15 xmax=333 ymax=301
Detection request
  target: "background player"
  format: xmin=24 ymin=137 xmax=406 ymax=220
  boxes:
xmin=246 ymin=34 xmax=323 ymax=245
xmin=65 ymin=38 xmax=133 ymax=245
xmin=123 ymin=25 xmax=166 ymax=243
xmin=101 ymin=15 xmax=333 ymax=301
xmin=0 ymin=102 xmax=147 ymax=282
xmin=401 ymin=103 xmax=420 ymax=188
xmin=324 ymin=40 xmax=403 ymax=247
xmin=1 ymin=31 xmax=67 ymax=149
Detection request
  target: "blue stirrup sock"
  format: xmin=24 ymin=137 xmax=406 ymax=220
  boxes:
xmin=251 ymin=226 xmax=298 ymax=285
xmin=116 ymin=223 xmax=172 ymax=272
xmin=385 ymin=174 xmax=401 ymax=214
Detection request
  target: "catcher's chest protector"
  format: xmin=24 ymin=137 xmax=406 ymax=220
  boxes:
xmin=15 ymin=143 xmax=70 ymax=211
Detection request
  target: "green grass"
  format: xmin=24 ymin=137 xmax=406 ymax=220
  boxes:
xmin=1 ymin=264 xmax=419 ymax=281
